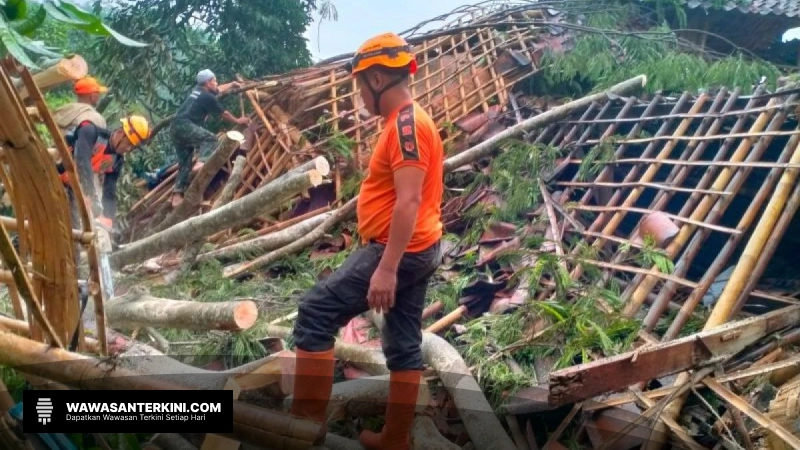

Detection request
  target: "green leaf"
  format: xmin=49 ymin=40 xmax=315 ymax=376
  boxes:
xmin=0 ymin=19 xmax=37 ymax=68
xmin=42 ymin=1 xmax=87 ymax=25
xmin=3 ymin=0 xmax=26 ymax=21
xmin=10 ymin=2 xmax=45 ymax=36
xmin=51 ymin=1 xmax=148 ymax=46
xmin=101 ymin=23 xmax=148 ymax=47
xmin=16 ymin=35 xmax=61 ymax=59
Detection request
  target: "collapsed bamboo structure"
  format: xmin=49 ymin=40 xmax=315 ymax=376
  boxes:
xmin=120 ymin=4 xmax=576 ymax=241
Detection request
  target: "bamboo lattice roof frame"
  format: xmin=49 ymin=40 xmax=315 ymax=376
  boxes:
xmin=122 ymin=3 xmax=576 ymax=233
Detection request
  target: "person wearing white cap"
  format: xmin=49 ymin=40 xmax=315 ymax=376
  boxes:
xmin=168 ymin=69 xmax=250 ymax=207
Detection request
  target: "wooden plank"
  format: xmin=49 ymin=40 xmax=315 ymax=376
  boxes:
xmin=201 ymin=378 xmax=242 ymax=450
xmin=548 ymin=305 xmax=800 ymax=406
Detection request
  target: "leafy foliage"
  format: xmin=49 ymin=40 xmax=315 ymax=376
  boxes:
xmin=533 ymin=2 xmax=779 ymax=97
xmin=77 ymin=0 xmax=319 ymax=117
xmin=0 ymin=0 xmax=145 ymax=69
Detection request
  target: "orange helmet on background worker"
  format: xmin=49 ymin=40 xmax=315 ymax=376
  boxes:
xmin=73 ymin=77 xmax=108 ymax=107
xmin=346 ymin=32 xmax=417 ymax=116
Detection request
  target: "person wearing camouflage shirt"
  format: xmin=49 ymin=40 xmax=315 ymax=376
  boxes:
xmin=169 ymin=69 xmax=249 ymax=207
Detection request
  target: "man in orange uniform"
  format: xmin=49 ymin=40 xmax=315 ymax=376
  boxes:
xmin=289 ymin=32 xmax=444 ymax=449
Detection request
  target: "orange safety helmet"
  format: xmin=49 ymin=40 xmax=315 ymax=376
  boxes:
xmin=346 ymin=32 xmax=417 ymax=76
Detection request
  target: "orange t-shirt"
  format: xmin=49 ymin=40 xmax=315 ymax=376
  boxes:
xmin=357 ymin=101 xmax=444 ymax=253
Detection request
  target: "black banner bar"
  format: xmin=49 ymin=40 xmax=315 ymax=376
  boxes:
xmin=22 ymin=389 xmax=233 ymax=433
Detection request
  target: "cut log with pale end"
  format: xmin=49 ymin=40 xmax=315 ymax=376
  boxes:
xmin=288 ymin=155 xmax=331 ymax=177
xmin=155 ymin=130 xmax=246 ymax=233
xmin=15 ymin=55 xmax=88 ymax=100
xmin=106 ymin=294 xmax=258 ymax=331
xmin=109 ymin=169 xmax=324 ymax=269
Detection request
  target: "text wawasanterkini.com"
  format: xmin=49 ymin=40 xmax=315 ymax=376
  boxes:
xmin=65 ymin=402 xmax=221 ymax=422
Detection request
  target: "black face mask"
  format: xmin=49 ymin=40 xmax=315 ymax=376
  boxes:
xmin=360 ymin=73 xmax=405 ymax=116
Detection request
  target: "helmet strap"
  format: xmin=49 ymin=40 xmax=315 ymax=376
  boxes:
xmin=361 ymin=72 xmax=406 ymax=116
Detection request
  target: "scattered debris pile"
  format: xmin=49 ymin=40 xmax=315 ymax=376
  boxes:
xmin=1 ymin=2 xmax=800 ymax=450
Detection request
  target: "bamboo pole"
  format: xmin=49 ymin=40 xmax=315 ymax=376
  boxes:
xmin=729 ymin=177 xmax=800 ymax=317
xmin=663 ymin=131 xmax=800 ymax=338
xmin=568 ymin=93 xmax=710 ymax=294
xmin=706 ymin=137 xmax=800 ymax=326
xmin=656 ymin=116 xmax=800 ymax=446
xmin=645 ymin=94 xmax=797 ymax=333
xmin=18 ymin=65 xmax=105 ymax=353
xmin=549 ymin=93 xmax=685 ymax=299
xmin=624 ymin=95 xmax=781 ymax=317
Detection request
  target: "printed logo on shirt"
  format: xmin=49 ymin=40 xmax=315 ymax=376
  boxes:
xmin=396 ymin=105 xmax=419 ymax=161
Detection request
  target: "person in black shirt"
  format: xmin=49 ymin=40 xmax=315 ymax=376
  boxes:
xmin=169 ymin=69 xmax=249 ymax=207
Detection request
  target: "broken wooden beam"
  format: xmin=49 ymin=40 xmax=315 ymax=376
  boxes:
xmin=547 ymin=304 xmax=800 ymax=406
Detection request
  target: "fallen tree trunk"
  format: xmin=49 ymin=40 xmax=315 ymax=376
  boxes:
xmin=204 ymin=212 xmax=330 ymax=264
xmin=0 ymin=330 xmax=322 ymax=449
xmin=212 ymin=154 xmax=248 ymax=209
xmin=155 ymin=130 xmax=246 ymax=233
xmin=224 ymin=197 xmax=357 ymax=278
xmin=110 ymin=169 xmax=325 ymax=269
xmin=281 ymin=374 xmax=430 ymax=422
xmin=182 ymin=154 xmax=248 ymax=270
xmin=264 ymin=324 xmax=388 ymax=376
xmin=368 ymin=313 xmax=516 ymax=450
xmin=105 ymin=293 xmax=259 ymax=331
xmin=443 ymin=74 xmax=648 ymax=172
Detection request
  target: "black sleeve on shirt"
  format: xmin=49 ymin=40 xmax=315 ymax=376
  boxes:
xmin=102 ymin=167 xmax=120 ymax=219
xmin=198 ymin=91 xmax=225 ymax=118
xmin=73 ymin=124 xmax=99 ymax=202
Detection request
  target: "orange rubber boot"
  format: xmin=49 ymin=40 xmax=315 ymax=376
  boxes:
xmin=290 ymin=347 xmax=336 ymax=443
xmin=359 ymin=370 xmax=423 ymax=450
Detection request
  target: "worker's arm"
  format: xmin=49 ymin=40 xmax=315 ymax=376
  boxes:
xmin=368 ymin=116 xmax=431 ymax=313
xmin=376 ymin=167 xmax=424 ymax=272
xmin=217 ymin=81 xmax=242 ymax=94
xmin=221 ymin=110 xmax=250 ymax=125
xmin=72 ymin=124 xmax=102 ymax=216
xmin=100 ymin=165 xmax=120 ymax=224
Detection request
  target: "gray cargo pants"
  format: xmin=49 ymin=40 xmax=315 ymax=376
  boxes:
xmin=292 ymin=240 xmax=442 ymax=371
xmin=169 ymin=119 xmax=218 ymax=194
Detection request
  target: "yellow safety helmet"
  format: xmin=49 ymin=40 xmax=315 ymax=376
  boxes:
xmin=120 ymin=115 xmax=151 ymax=146
xmin=346 ymin=32 xmax=417 ymax=76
